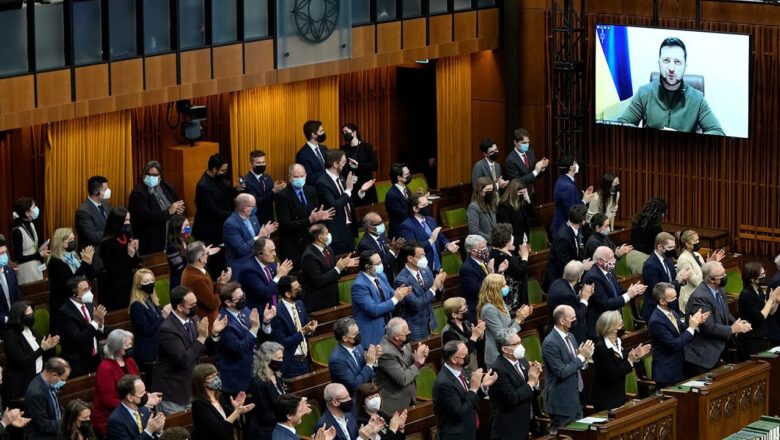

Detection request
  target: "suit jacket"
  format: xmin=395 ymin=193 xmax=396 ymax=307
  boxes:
xmin=271 ymin=300 xmax=310 ymax=378
xmin=106 ymin=404 xmax=157 ymax=440
xmin=247 ymin=377 xmax=285 ymax=439
xmin=223 ymin=211 xmax=260 ymax=266
xmin=299 ymin=244 xmax=341 ymax=312
xmin=375 ymin=335 xmax=418 ymax=415
xmin=589 ymin=339 xmax=631 ymax=410
xmin=641 ymin=252 xmax=681 ymax=320
xmin=495 ymin=200 xmax=534 ymax=247
xmin=180 ymin=265 xmax=222 ymax=324
xmin=3 ymin=328 xmax=54 ymax=402
xmin=0 ymin=265 xmax=20 ymax=331
xmin=98 ymin=237 xmax=142 ymax=311
xmin=193 ymin=172 xmax=236 ymax=246
xmin=684 ymin=282 xmax=735 ymax=369
xmin=385 ymin=185 xmax=411 ymax=239
xmin=583 ymin=266 xmax=627 ymax=339
xmin=432 ymin=367 xmax=482 ymax=440
xmin=351 ymin=272 xmax=397 ymax=348
xmin=191 ymin=397 xmax=236 ymax=439
xmin=739 ymin=287 xmax=769 ymax=340
xmin=542 ymin=329 xmax=584 ymax=418
xmin=394 ymin=266 xmax=436 ymax=341
xmin=316 ymin=172 xmax=357 ymax=255
xmin=357 ymin=233 xmax=397 ymax=284
xmin=275 ymin=184 xmax=320 ymax=268
xmin=648 ymin=307 xmax=693 ymax=385
xmin=489 ymin=356 xmax=534 ymax=440
xmin=93 ymin=358 xmax=140 ymax=435
xmin=584 ymin=232 xmax=616 ymax=261
xmin=551 ymin=175 xmax=584 ymax=234
xmin=243 ymin=171 xmax=276 ymax=225
xmin=129 ymin=301 xmax=164 ymax=364
xmin=296 ymin=143 xmax=328 ymax=186
xmin=24 ymin=375 xmax=61 ymax=440
xmin=128 ymin=181 xmax=180 ymax=255
xmin=546 ymin=278 xmax=588 ymax=344
xmin=217 ymin=307 xmax=262 ymax=394
xmin=57 ymin=301 xmax=105 ymax=377
xmin=75 ymin=199 xmax=110 ymax=270
xmin=152 ymin=313 xmax=217 ymax=405
xmin=458 ymin=257 xmax=487 ymax=323
xmin=504 ymin=148 xmax=539 ymax=187
xmin=233 ymin=257 xmax=278 ymax=309
xmin=769 ymin=273 xmax=780 ymax=342
xmin=471 ymin=158 xmax=503 ymax=191
xmin=328 ymin=344 xmax=376 ymax=396
xmin=340 ymin=142 xmax=378 ymax=206
xmin=47 ymin=257 xmax=94 ymax=333
xmin=466 ymin=201 xmax=496 ymax=241
xmin=480 ymin=303 xmax=521 ymax=366
xmin=313 ymin=409 xmax=359 ymax=440
xmin=398 ymin=216 xmax=449 ymax=272
xmin=542 ymin=223 xmax=584 ymax=291
xmin=272 ymin=424 xmax=300 ymax=440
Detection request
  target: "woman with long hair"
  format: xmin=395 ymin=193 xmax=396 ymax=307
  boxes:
xmin=128 ymin=269 xmax=171 ymax=366
xmin=340 ymin=123 xmax=378 ymax=206
xmin=165 ymin=214 xmax=189 ymax=289
xmin=467 ymin=176 xmax=498 ymax=240
xmin=98 ymin=207 xmax=142 ymax=311
xmin=496 ymin=178 xmax=534 ymax=247
xmin=10 ymin=197 xmax=48 ymax=284
xmin=3 ymin=301 xmax=58 ymax=402
xmin=737 ymin=262 xmax=780 ymax=360
xmin=47 ymin=227 xmax=95 ymax=332
xmin=246 ymin=341 xmax=285 ymax=440
xmin=477 ymin=274 xmax=533 ymax=365
xmin=586 ymin=173 xmax=620 ymax=227
xmin=190 ymin=363 xmax=254 ymax=439
xmin=627 ymin=197 xmax=667 ymax=274
xmin=58 ymin=399 xmax=93 ymax=440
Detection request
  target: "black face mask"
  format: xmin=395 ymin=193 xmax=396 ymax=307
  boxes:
xmin=65 ymin=241 xmax=78 ymax=252
xmin=124 ymin=347 xmax=134 ymax=358
xmin=692 ymin=242 xmax=702 ymax=252
xmin=121 ymin=224 xmax=133 ymax=235
xmin=343 ymin=133 xmax=353 ymax=143
xmin=757 ymin=276 xmax=768 ymax=286
xmin=269 ymin=360 xmax=284 ymax=372
xmin=420 ymin=205 xmax=433 ymax=217
xmin=140 ymin=283 xmax=155 ymax=295
xmin=616 ymin=328 xmax=626 ymax=337
xmin=337 ymin=400 xmax=353 ymax=413
xmin=483 ymin=192 xmax=494 ymax=203
xmin=234 ymin=298 xmax=246 ymax=310
xmin=137 ymin=393 xmax=148 ymax=407
xmin=488 ymin=152 xmax=498 ymax=161
xmin=316 ymin=133 xmax=327 ymax=143
xmin=611 ymin=185 xmax=621 ymax=194
xmin=352 ymin=333 xmax=362 ymax=347
xmin=253 ymin=165 xmax=266 ymax=175
xmin=663 ymin=249 xmax=677 ymax=259
xmin=717 ymin=276 xmax=728 ymax=288
xmin=78 ymin=421 xmax=94 ymax=438
xmin=22 ymin=315 xmax=35 ymax=328
xmin=187 ymin=305 xmax=199 ymax=318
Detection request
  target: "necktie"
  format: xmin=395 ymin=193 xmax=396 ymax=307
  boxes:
xmin=264 ymin=265 xmax=274 ymax=284
xmin=607 ymin=272 xmax=620 ymax=298
xmin=290 ymin=306 xmax=308 ymax=355
xmin=458 ymin=372 xmax=480 ymax=428
xmin=323 ymin=248 xmax=333 ymax=268
xmin=134 ymin=410 xmax=143 ymax=433
xmin=489 ymin=163 xmax=496 ymax=181
xmin=243 ymin=217 xmax=256 ymax=237
xmin=374 ymin=279 xmax=387 ymax=302
xmin=351 ymin=349 xmax=360 ymax=368
xmin=667 ymin=311 xmax=680 ymax=334
xmin=296 ymin=189 xmax=307 ymax=209
xmin=662 ymin=259 xmax=672 ymax=282
xmin=419 ymin=220 xmax=441 ymax=271
xmin=314 ymin=147 xmax=324 ymax=164
xmin=416 ymin=271 xmax=424 ymax=287
xmin=564 ymin=335 xmax=584 ymax=392
xmin=515 ymin=362 xmax=526 ymax=380
xmin=98 ymin=204 xmax=107 ymax=218
xmin=479 ymin=262 xmax=488 ymax=274
xmin=376 ymin=236 xmax=386 ymax=256
xmin=50 ymin=389 xmax=61 ymax=419
xmin=81 ymin=305 xmax=96 ymax=356
xmin=521 ymin=153 xmax=529 ymax=168
xmin=185 ymin=321 xmax=194 ymax=342
xmin=335 ymin=178 xmax=353 ymax=224
xmin=0 ymin=271 xmax=9 ymax=309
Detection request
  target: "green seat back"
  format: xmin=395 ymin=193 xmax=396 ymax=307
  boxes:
xmin=408 ymin=175 xmax=428 ymax=195
xmin=33 ymin=308 xmax=50 ymax=336
xmin=441 ymin=252 xmax=463 ymax=275
xmin=310 ymin=336 xmax=338 ymax=367
xmin=529 ymin=226 xmax=549 ymax=251
xmin=527 ymin=278 xmax=544 ymax=305
xmin=615 ymin=254 xmax=632 ymax=278
xmin=155 ymin=278 xmax=171 ymax=306
xmin=622 ymin=304 xmax=636 ymax=332
xmin=432 ymin=305 xmax=447 ymax=335
xmin=441 ymin=208 xmax=467 ymax=228
xmin=725 ymin=268 xmax=743 ymax=295
xmin=297 ymin=401 xmax=321 ymax=438
xmin=355 ymin=229 xmax=366 ymax=249
xmin=416 ymin=365 xmax=436 ymax=400
xmin=643 ymin=355 xmax=653 ymax=380
xmin=376 ymin=181 xmax=392 ymax=203
xmin=625 ymin=369 xmax=638 ymax=395
xmin=338 ymin=277 xmax=356 ymax=304
xmin=520 ymin=333 xmax=543 ymax=363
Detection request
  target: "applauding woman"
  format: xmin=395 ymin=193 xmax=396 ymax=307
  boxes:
xmin=191 ymin=363 xmax=255 ymax=439
xmin=3 ymin=301 xmax=58 ymax=402
xmin=99 ymin=207 xmax=142 ymax=311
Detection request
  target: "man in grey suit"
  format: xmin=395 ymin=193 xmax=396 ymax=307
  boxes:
xmin=472 ymin=138 xmax=508 ymax=192
xmin=375 ymin=317 xmax=429 ymax=414
xmin=684 ymin=261 xmax=752 ymax=376
xmin=542 ymin=305 xmax=594 ymax=428
xmin=75 ymin=176 xmax=111 ymax=271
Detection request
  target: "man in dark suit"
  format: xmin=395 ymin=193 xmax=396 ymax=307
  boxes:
xmin=272 ymin=276 xmax=317 ymax=378
xmin=106 ymin=375 xmax=166 ymax=440
xmin=153 ymin=285 xmax=225 ymax=414
xmin=551 ymin=155 xmax=594 ymax=235
xmin=128 ymin=160 xmax=185 ymax=255
xmin=275 ymin=164 xmax=334 ymax=269
xmin=458 ymin=234 xmax=491 ymax=323
xmin=57 ymin=276 xmax=107 ymax=376
xmin=299 ymin=224 xmax=359 ymax=312
xmin=313 ymin=383 xmax=359 ymax=440
xmin=296 ymin=120 xmax=329 ymax=186
xmin=75 ymin=175 xmax=111 ymax=271
xmin=471 ymin=138 xmax=508 ymax=192
xmin=193 ymin=154 xmax=236 ymax=278
xmin=490 ymin=328 xmax=542 ymax=440
xmin=357 ymin=212 xmax=404 ymax=284
xmin=640 ymin=232 xmax=692 ymax=321
xmin=542 ymin=204 xmax=588 ymax=291
xmin=328 ymin=317 xmax=380 ymax=395
xmin=769 ymin=254 xmax=780 ymax=345
xmin=395 ymin=242 xmax=447 ymax=341
xmin=272 ymin=394 xmax=322 ymax=440
xmin=542 ymin=305 xmax=594 ymax=428
xmin=386 ymin=163 xmax=413 ymax=239
xmin=684 ymin=261 xmax=752 ymax=376
xmin=223 ymin=193 xmax=276 ymax=266
xmin=232 ymin=238 xmax=293 ymax=310
xmin=242 ymin=150 xmax=286 ymax=225
xmin=583 ymin=246 xmax=645 ymax=339
xmin=648 ymin=282 xmax=709 ymax=388
xmin=0 ymin=235 xmax=21 ymax=331
xmin=504 ymin=128 xmax=549 ymax=193
xmin=216 ymin=282 xmax=274 ymax=394
xmin=546 ymin=260 xmax=594 ymax=344
xmin=432 ymin=340 xmax=497 ymax=440
xmin=398 ymin=194 xmax=459 ymax=273
xmin=24 ymin=357 xmax=70 ymax=440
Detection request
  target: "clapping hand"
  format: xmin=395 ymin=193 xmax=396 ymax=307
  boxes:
xmin=211 ymin=314 xmax=229 ymax=335
xmin=217 ymin=267 xmax=232 ymax=284
xmin=258 ymin=221 xmax=278 ymax=238
xmin=41 ymin=335 xmax=60 ymax=351
xmin=707 ymin=248 xmax=726 ymax=262
xmin=389 ymin=409 xmax=408 ymax=433
xmin=515 ymin=304 xmax=533 ymax=324
xmin=93 ymin=305 xmax=107 ymax=325
xmin=80 ymin=246 xmax=95 ymax=264
xmin=314 ymin=426 xmax=337 ymax=440
xmin=277 ymin=259 xmax=294 ymax=277
xmin=309 ymin=205 xmax=336 ymax=223
xmin=146 ymin=392 xmax=163 ymax=407
xmin=470 ymin=320 xmax=487 ymax=341
xmin=263 ymin=303 xmax=277 ymax=323
xmin=481 ymin=369 xmax=498 ymax=388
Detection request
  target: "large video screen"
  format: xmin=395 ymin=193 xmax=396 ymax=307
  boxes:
xmin=594 ymin=24 xmax=750 ymax=138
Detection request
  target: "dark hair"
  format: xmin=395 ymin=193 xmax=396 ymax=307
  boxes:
xmin=44 ymin=357 xmax=70 ymax=375
xmin=253 ymin=237 xmax=271 ymax=256
xmin=653 ymin=282 xmax=675 ymax=303
xmin=277 ymin=276 xmax=298 ymax=299
xmin=308 ymin=224 xmax=327 ymax=243
xmin=743 ymin=261 xmax=764 ymax=286
xmin=478 ymin=138 xmax=495 ymax=154
xmin=390 ymin=163 xmax=408 ymax=183
xmin=170 ymin=285 xmax=193 ymax=308
xmin=7 ymin=300 xmax=31 ymax=332
xmin=359 ymin=250 xmax=378 ymax=272
xmin=249 ymin=150 xmax=266 ymax=161
xmin=117 ymin=374 xmax=142 ymax=401
xmin=191 ymin=363 xmax=218 ymax=402
xmin=207 ymin=154 xmax=224 ymax=170
xmin=341 ymin=123 xmax=362 ymax=142
xmin=355 ymin=383 xmax=380 ymax=417
xmin=590 ymin=213 xmax=609 ymax=231
xmin=557 ymin=155 xmax=576 ymax=172
xmin=490 ymin=223 xmax=513 ymax=249
xmin=513 ymin=128 xmax=530 ymax=142
xmin=166 ymin=214 xmax=187 ymax=255
xmin=87 ymin=176 xmax=108 ymax=196
xmin=142 ymin=160 xmax=163 ymax=178
xmin=568 ymin=204 xmax=588 ymax=225
xmin=659 ymin=37 xmax=687 ymax=61
xmin=632 ymin=197 xmax=667 ymax=230
xmin=399 ymin=241 xmax=423 ymax=266
xmin=442 ymin=340 xmax=463 ymax=363
xmin=599 ymin=173 xmax=617 ymax=212
xmin=471 ymin=176 xmax=496 ymax=212
xmin=60 ymin=399 xmax=91 ymax=439
xmin=220 ymin=281 xmax=242 ymax=304
xmin=160 ymin=427 xmax=191 ymax=440
xmin=101 ymin=206 xmax=130 ymax=242
xmin=408 ymin=193 xmax=426 ymax=216
xmin=66 ymin=276 xmax=88 ymax=297
xmin=324 ymin=149 xmax=345 ymax=168
xmin=303 ymin=120 xmax=322 ymax=140
xmin=274 ymin=394 xmax=303 ymax=423
xmin=13 ymin=197 xmax=35 ymax=223
xmin=0 ymin=234 xmax=6 ymax=247
xmin=333 ymin=317 xmax=356 ymax=343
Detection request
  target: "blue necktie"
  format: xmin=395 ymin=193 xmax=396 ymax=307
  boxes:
xmin=296 ymin=189 xmax=307 ymax=210
xmin=607 ymin=272 xmax=620 ymax=298
xmin=420 ymin=220 xmax=441 ymax=271
xmin=49 ymin=389 xmax=61 ymax=420
xmin=243 ymin=217 xmax=255 ymax=237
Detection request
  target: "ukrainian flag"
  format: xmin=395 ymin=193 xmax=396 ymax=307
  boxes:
xmin=595 ymin=25 xmax=633 ymax=120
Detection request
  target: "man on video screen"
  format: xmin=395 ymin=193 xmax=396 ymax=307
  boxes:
xmin=618 ymin=37 xmax=725 ymax=135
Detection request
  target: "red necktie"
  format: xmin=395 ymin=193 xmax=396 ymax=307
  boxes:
xmin=522 ymin=153 xmax=529 ymax=168
xmin=323 ymin=248 xmax=333 ymax=267
xmin=81 ymin=305 xmax=96 ymax=356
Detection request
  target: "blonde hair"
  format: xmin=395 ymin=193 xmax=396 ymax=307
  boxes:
xmin=128 ymin=269 xmax=159 ymax=310
xmin=678 ymin=230 xmax=699 ymax=252
xmin=443 ymin=297 xmax=466 ymax=319
xmin=48 ymin=227 xmax=77 ymax=263
xmin=477 ymin=274 xmax=508 ymax=319
xmin=595 ymin=310 xmax=623 ymax=338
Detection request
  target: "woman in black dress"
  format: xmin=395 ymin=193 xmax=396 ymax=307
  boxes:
xmin=737 ymin=262 xmax=780 ymax=360
xmin=3 ymin=301 xmax=58 ymax=402
xmin=496 ymin=179 xmax=534 ymax=247
xmin=340 ymin=123 xmax=378 ymax=206
xmin=98 ymin=207 xmax=142 ymax=311
xmin=489 ymin=223 xmax=530 ymax=312
xmin=190 ymin=363 xmax=254 ymax=440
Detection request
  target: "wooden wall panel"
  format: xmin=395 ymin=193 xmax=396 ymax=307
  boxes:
xmin=518 ymin=8 xmax=548 ymax=106
xmin=213 ymin=44 xmax=244 ymax=79
xmin=477 ymin=8 xmax=500 ymax=42
xmin=429 ymin=15 xmax=452 ymax=45
xmin=454 ymin=11 xmax=477 ymax=41
xmin=75 ymin=64 xmax=110 ymax=101
xmin=180 ymin=48 xmax=212 ymax=84
xmin=37 ymin=69 xmax=72 ymax=109
xmin=0 ymin=75 xmax=35 ymax=114
xmin=144 ymin=54 xmax=178 ymax=90
xmin=244 ymin=40 xmax=275 ymax=74
xmin=111 ymin=59 xmax=144 ymax=95
xmin=377 ymin=22 xmax=402 ymax=53
xmin=402 ymin=18 xmax=427 ymax=49
xmin=352 ymin=26 xmax=376 ymax=58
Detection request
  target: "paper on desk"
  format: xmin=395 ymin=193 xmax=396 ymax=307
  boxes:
xmin=577 ymin=417 xmax=608 ymax=424
xmin=768 ymin=346 xmax=780 ymax=353
xmin=681 ymin=380 xmax=708 ymax=388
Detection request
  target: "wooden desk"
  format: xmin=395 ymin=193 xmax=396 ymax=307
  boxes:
xmin=662 ymin=360 xmax=769 ymax=440
xmin=613 ymin=220 xmax=730 ymax=250
xmin=558 ymin=395 xmax=677 ymax=440
xmin=751 ymin=351 xmax=780 ymax=416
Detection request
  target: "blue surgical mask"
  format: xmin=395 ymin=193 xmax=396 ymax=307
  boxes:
xmin=31 ymin=206 xmax=40 ymax=220
xmin=52 ymin=380 xmax=66 ymax=391
xmin=292 ymin=177 xmax=306 ymax=189
xmin=325 ymin=233 xmax=332 ymax=246
xmin=374 ymin=223 xmax=386 ymax=236
xmin=0 ymin=254 xmax=8 ymax=267
xmin=519 ymin=143 xmax=530 ymax=153
xmin=501 ymin=286 xmax=510 ymax=297
xmin=144 ymin=175 xmax=160 ymax=187
xmin=374 ymin=264 xmax=384 ymax=274
xmin=251 ymin=207 xmax=258 ymax=216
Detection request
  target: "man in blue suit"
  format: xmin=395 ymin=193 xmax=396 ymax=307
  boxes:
xmin=242 ymin=150 xmax=287 ymax=225
xmin=233 ymin=238 xmax=293 ymax=309
xmin=313 ymin=383 xmax=359 ymax=440
xmin=0 ymin=235 xmax=21 ymax=331
xmin=216 ymin=282 xmax=274 ymax=394
xmin=546 ymin=260 xmax=594 ymax=345
xmin=386 ymin=163 xmax=413 ymax=239
xmin=24 ymin=357 xmax=70 ymax=440
xmin=640 ymin=232 xmax=692 ymax=321
xmin=296 ymin=120 xmax=329 ymax=186
xmin=351 ymin=251 xmax=412 ymax=347
xmin=394 ymin=242 xmax=447 ymax=341
xmin=272 ymin=276 xmax=317 ymax=378
xmin=106 ymin=375 xmax=166 ymax=440
xmin=648 ymin=282 xmax=708 ymax=388
xmin=398 ymin=194 xmax=459 ymax=273
xmin=542 ymin=305 xmax=595 ymax=428
xmin=542 ymin=204 xmax=588 ymax=292
xmin=357 ymin=211 xmax=404 ymax=284
xmin=328 ymin=318 xmax=380 ymax=395
xmin=458 ymin=234 xmax=495 ymax=323
xmin=223 ymin=193 xmax=276 ymax=266
xmin=551 ymin=155 xmax=593 ymax=234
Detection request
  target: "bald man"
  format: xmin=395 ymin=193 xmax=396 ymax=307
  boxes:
xmin=313 ymin=383 xmax=358 ymax=440
xmin=223 ymin=193 xmax=277 ymax=266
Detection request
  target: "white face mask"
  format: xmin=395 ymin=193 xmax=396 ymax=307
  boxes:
xmin=572 ymin=163 xmax=580 ymax=174
xmin=416 ymin=256 xmax=428 ymax=269
xmin=514 ymin=344 xmax=526 ymax=360
xmin=103 ymin=188 xmax=112 ymax=200
xmin=81 ymin=291 xmax=94 ymax=304
xmin=365 ymin=396 xmax=381 ymax=412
